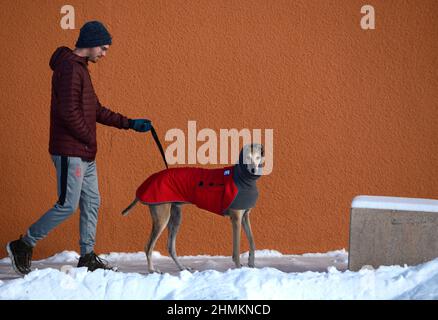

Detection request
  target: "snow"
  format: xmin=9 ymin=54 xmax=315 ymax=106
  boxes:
xmin=0 ymin=249 xmax=437 ymax=300
xmin=352 ymin=195 xmax=438 ymax=213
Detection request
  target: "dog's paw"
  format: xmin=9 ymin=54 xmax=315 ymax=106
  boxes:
xmin=149 ymin=269 xmax=163 ymax=274
xmin=180 ymin=266 xmax=193 ymax=272
xmin=232 ymin=257 xmax=242 ymax=268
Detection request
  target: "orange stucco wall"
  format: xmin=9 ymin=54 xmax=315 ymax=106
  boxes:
xmin=1 ymin=0 xmax=437 ymax=260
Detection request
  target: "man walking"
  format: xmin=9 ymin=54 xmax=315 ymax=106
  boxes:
xmin=6 ymin=21 xmax=151 ymax=275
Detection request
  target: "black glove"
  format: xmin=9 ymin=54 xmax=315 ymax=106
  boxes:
xmin=128 ymin=119 xmax=152 ymax=132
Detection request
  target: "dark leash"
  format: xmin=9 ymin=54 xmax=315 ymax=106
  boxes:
xmin=150 ymin=126 xmax=169 ymax=169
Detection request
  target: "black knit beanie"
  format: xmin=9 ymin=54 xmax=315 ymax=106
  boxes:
xmin=75 ymin=21 xmax=112 ymax=48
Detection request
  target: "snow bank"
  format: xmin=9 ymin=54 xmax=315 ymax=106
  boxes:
xmin=0 ymin=250 xmax=437 ymax=300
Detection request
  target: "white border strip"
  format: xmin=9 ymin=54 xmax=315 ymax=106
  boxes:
xmin=351 ymin=195 xmax=438 ymax=213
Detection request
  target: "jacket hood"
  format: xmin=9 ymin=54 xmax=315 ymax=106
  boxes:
xmin=49 ymin=46 xmax=88 ymax=71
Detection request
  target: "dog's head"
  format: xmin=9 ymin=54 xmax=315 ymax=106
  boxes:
xmin=238 ymin=143 xmax=265 ymax=177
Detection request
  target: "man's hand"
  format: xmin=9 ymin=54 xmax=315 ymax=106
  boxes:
xmin=129 ymin=119 xmax=152 ymax=132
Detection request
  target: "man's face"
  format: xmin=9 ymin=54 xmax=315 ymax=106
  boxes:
xmin=88 ymin=45 xmax=109 ymax=63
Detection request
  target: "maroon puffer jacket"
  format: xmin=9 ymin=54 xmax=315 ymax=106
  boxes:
xmin=49 ymin=46 xmax=130 ymax=160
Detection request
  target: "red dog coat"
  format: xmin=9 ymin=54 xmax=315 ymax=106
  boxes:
xmin=136 ymin=167 xmax=238 ymax=215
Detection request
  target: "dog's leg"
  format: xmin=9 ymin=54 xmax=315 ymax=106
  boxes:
xmin=167 ymin=204 xmax=191 ymax=271
xmin=242 ymin=209 xmax=255 ymax=268
xmin=228 ymin=209 xmax=244 ymax=268
xmin=145 ymin=204 xmax=171 ymax=273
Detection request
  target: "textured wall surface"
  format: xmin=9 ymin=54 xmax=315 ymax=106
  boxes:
xmin=1 ymin=0 xmax=437 ymax=259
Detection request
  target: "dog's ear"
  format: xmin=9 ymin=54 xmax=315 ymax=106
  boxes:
xmin=253 ymin=143 xmax=264 ymax=158
xmin=259 ymin=144 xmax=266 ymax=168
xmin=249 ymin=143 xmax=264 ymax=156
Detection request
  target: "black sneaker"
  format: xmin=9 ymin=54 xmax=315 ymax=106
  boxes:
xmin=77 ymin=252 xmax=116 ymax=272
xmin=6 ymin=236 xmax=33 ymax=275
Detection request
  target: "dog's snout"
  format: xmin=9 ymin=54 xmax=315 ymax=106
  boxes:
xmin=251 ymin=168 xmax=256 ymax=174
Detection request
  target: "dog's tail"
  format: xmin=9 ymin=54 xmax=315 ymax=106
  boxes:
xmin=121 ymin=198 xmax=139 ymax=216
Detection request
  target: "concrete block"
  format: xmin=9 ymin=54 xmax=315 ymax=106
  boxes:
xmin=348 ymin=195 xmax=438 ymax=271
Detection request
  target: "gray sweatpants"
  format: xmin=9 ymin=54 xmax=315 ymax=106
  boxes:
xmin=23 ymin=155 xmax=101 ymax=256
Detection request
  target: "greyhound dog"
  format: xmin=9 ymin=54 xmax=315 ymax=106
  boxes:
xmin=122 ymin=143 xmax=264 ymax=273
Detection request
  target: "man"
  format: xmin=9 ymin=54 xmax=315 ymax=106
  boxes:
xmin=6 ymin=21 xmax=151 ymax=275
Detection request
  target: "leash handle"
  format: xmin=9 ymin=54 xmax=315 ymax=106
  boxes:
xmin=150 ymin=126 xmax=169 ymax=169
